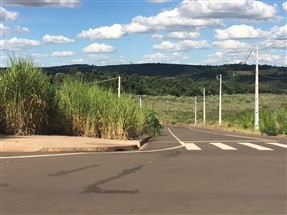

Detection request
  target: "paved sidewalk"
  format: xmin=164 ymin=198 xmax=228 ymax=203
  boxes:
xmin=0 ymin=135 xmax=144 ymax=153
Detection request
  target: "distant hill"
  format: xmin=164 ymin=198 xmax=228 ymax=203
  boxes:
xmin=43 ymin=63 xmax=287 ymax=96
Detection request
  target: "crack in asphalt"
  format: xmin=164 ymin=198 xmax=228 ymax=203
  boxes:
xmin=82 ymin=165 xmax=143 ymax=194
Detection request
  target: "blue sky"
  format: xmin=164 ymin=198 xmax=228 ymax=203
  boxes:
xmin=1 ymin=0 xmax=286 ymax=67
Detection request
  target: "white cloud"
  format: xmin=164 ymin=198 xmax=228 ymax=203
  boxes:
xmin=215 ymin=25 xmax=267 ymax=40
xmin=0 ymin=7 xmax=18 ymax=21
xmin=88 ymin=55 xmax=112 ymax=61
xmin=31 ymin=53 xmax=48 ymax=58
xmin=142 ymin=52 xmax=190 ymax=63
xmin=125 ymin=10 xmax=222 ymax=34
xmin=204 ymin=51 xmax=244 ymax=65
xmin=0 ymin=37 xmax=41 ymax=51
xmin=283 ymin=2 xmax=287 ymax=11
xmin=167 ymin=32 xmax=200 ymax=39
xmin=71 ymin=58 xmax=84 ymax=64
xmin=143 ymin=53 xmax=168 ymax=61
xmin=151 ymin=34 xmax=164 ymax=40
xmin=153 ymin=40 xmax=210 ymax=51
xmin=43 ymin=34 xmax=74 ymax=44
xmin=52 ymin=51 xmax=74 ymax=57
xmin=212 ymin=40 xmax=249 ymax=49
xmin=268 ymin=25 xmax=287 ymax=40
xmin=0 ymin=23 xmax=10 ymax=36
xmin=16 ymin=26 xmax=31 ymax=34
xmin=2 ymin=0 xmax=79 ymax=8
xmin=82 ymin=43 xmax=116 ymax=53
xmin=77 ymin=24 xmax=125 ymax=40
xmin=179 ymin=0 xmax=277 ymax=21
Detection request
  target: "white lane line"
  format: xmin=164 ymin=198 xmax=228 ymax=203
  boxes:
xmin=168 ymin=128 xmax=185 ymax=146
xmin=264 ymin=142 xmax=287 ymax=149
xmin=184 ymin=143 xmax=202 ymax=150
xmin=168 ymin=128 xmax=201 ymax=151
xmin=209 ymin=142 xmax=237 ymax=150
xmin=238 ymin=142 xmax=273 ymax=151
xmin=0 ymin=145 xmax=185 ymax=160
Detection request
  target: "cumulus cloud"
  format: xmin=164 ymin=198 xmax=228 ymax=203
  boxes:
xmin=52 ymin=51 xmax=74 ymax=57
xmin=178 ymin=0 xmax=277 ymax=21
xmin=71 ymin=58 xmax=84 ymax=64
xmin=43 ymin=34 xmax=74 ymax=44
xmin=2 ymin=0 xmax=79 ymax=8
xmin=283 ymin=2 xmax=287 ymax=11
xmin=0 ymin=7 xmax=18 ymax=21
xmin=31 ymin=53 xmax=49 ymax=58
xmin=215 ymin=25 xmax=268 ymax=40
xmin=153 ymin=40 xmax=210 ymax=51
xmin=212 ymin=40 xmax=249 ymax=49
xmin=125 ymin=9 xmax=222 ymax=34
xmin=142 ymin=52 xmax=190 ymax=63
xmin=0 ymin=23 xmax=10 ymax=36
xmin=167 ymin=32 xmax=200 ymax=39
xmin=268 ymin=25 xmax=287 ymax=40
xmin=77 ymin=24 xmax=125 ymax=40
xmin=78 ymin=0 xmax=277 ymax=42
xmin=0 ymin=37 xmax=41 ymax=51
xmin=16 ymin=26 xmax=31 ymax=34
xmin=82 ymin=43 xmax=116 ymax=53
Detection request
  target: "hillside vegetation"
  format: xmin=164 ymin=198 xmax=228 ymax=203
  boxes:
xmin=44 ymin=63 xmax=287 ymax=96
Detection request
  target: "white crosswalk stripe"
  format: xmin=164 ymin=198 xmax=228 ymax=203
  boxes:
xmin=184 ymin=143 xmax=202 ymax=150
xmin=183 ymin=142 xmax=284 ymax=151
xmin=237 ymin=142 xmax=273 ymax=151
xmin=209 ymin=142 xmax=237 ymax=150
xmin=264 ymin=142 xmax=287 ymax=149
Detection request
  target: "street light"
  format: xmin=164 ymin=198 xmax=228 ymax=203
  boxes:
xmin=216 ymin=74 xmax=222 ymax=126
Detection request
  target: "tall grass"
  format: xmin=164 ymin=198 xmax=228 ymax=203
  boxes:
xmin=0 ymin=56 xmax=160 ymax=139
xmin=55 ymin=78 xmax=149 ymax=139
xmin=0 ymin=57 xmax=52 ymax=135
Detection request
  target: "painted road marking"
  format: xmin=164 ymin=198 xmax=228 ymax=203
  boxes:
xmin=184 ymin=143 xmax=202 ymax=150
xmin=238 ymin=142 xmax=273 ymax=151
xmin=209 ymin=142 xmax=237 ymax=150
xmin=264 ymin=142 xmax=287 ymax=149
xmin=0 ymin=145 xmax=185 ymax=160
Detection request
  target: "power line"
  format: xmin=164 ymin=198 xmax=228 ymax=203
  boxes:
xmin=259 ymin=73 xmax=287 ymax=80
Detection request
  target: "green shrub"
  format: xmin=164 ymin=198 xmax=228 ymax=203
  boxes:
xmin=0 ymin=56 xmax=52 ymax=135
xmin=275 ymin=108 xmax=287 ymax=135
xmin=260 ymin=109 xmax=277 ymax=136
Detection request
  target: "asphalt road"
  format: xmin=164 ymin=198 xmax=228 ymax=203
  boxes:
xmin=1 ymin=126 xmax=286 ymax=214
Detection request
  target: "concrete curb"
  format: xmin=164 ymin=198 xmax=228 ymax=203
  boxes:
xmin=38 ymin=145 xmax=139 ymax=153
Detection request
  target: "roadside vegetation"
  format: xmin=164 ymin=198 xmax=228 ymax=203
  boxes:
xmin=0 ymin=57 xmax=161 ymax=139
xmin=142 ymin=94 xmax=287 ymax=136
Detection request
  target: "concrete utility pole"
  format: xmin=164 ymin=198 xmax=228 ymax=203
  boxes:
xmin=118 ymin=76 xmax=121 ymax=98
xmin=140 ymin=97 xmax=142 ymax=108
xmin=255 ymin=44 xmax=259 ymax=130
xmin=218 ymin=74 xmax=222 ymax=126
xmin=194 ymin=96 xmax=197 ymax=125
xmin=203 ymin=88 xmax=206 ymax=125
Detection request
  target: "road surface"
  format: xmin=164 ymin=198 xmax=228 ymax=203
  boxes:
xmin=1 ymin=126 xmax=286 ymax=214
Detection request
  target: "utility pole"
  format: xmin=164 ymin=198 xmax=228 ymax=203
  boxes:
xmin=255 ymin=44 xmax=259 ymax=130
xmin=203 ymin=88 xmax=206 ymax=126
xmin=218 ymin=74 xmax=222 ymax=126
xmin=118 ymin=76 xmax=121 ymax=98
xmin=140 ymin=97 xmax=142 ymax=108
xmin=194 ymin=96 xmax=197 ymax=125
